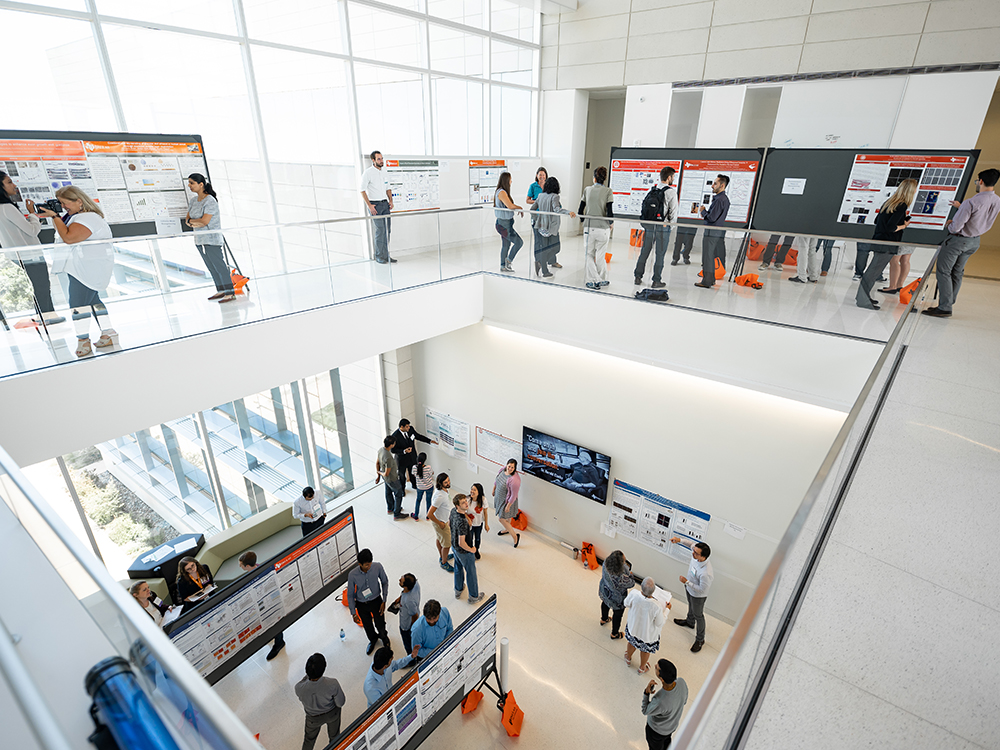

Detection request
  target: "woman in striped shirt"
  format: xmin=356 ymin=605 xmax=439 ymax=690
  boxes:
xmin=411 ymin=453 xmax=435 ymax=520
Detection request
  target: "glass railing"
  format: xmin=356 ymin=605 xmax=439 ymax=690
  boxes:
xmin=670 ymin=250 xmax=936 ymax=750
xmin=0 ymin=204 xmax=934 ymax=378
xmin=0 ymin=443 xmax=260 ymax=750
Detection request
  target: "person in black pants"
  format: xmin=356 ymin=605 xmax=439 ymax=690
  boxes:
xmin=239 ymin=551 xmax=286 ymax=660
xmin=671 ymin=226 xmax=696 ymax=265
xmin=757 ymin=234 xmax=795 ymax=270
xmin=390 ymin=419 xmax=437 ymax=493
xmin=856 ymin=179 xmax=915 ymax=310
xmin=347 ymin=549 xmax=391 ymax=655
xmin=294 ymin=486 xmax=326 ymax=536
xmin=695 ymin=175 xmax=731 ymax=289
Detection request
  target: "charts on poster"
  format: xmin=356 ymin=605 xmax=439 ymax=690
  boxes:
xmin=424 ymin=408 xmax=470 ymax=462
xmin=168 ymin=511 xmax=357 ymax=684
xmin=469 ymin=160 xmax=506 ymax=205
xmin=836 ymin=153 xmax=969 ymax=230
xmin=607 ymin=480 xmax=711 ymax=561
xmin=609 ymin=159 xmax=682 ymax=217
xmin=474 ymin=427 xmax=521 ymax=467
xmin=385 ymin=159 xmax=440 ymax=211
xmin=678 ymin=159 xmax=759 ymax=224
xmin=0 ymin=135 xmax=206 ymax=234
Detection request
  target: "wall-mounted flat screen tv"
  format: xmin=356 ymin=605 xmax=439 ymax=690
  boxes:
xmin=521 ymin=427 xmax=610 ymax=504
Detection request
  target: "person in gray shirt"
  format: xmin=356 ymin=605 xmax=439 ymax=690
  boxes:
xmin=294 ymin=653 xmax=346 ymax=750
xmin=641 ymin=659 xmax=688 ymax=750
xmin=347 ymin=548 xmax=390 ymax=655
xmin=377 ymin=435 xmax=406 ymax=519
xmin=391 ymin=573 xmax=421 ymax=655
xmin=185 ymin=173 xmax=235 ymax=303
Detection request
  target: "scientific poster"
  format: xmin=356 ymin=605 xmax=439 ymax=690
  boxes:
xmin=678 ymin=159 xmax=759 ymax=224
xmin=836 ymin=153 xmax=969 ymax=230
xmin=424 ymin=408 xmax=470 ymax=461
xmin=607 ymin=479 xmax=711 ymax=558
xmin=385 ymin=159 xmax=440 ymax=212
xmin=474 ymin=427 xmax=521 ymax=467
xmin=469 ymin=159 xmax=506 ymax=205
xmin=609 ymin=158 xmax=682 ymax=217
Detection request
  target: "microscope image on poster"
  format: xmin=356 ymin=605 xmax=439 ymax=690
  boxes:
xmin=521 ymin=427 xmax=610 ymax=504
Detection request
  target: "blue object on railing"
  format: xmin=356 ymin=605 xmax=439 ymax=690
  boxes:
xmin=85 ymin=657 xmax=181 ymax=750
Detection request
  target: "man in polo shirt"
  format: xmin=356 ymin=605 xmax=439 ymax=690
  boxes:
xmin=347 ymin=548 xmax=391 ymax=656
xmin=360 ymin=150 xmax=395 ymax=264
xmin=409 ymin=599 xmax=453 ymax=660
xmin=294 ymin=653 xmax=346 ymax=750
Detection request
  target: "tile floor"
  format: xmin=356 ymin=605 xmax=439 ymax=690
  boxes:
xmin=744 ymin=278 xmax=1000 ymax=750
xmin=213 ymin=484 xmax=731 ymax=750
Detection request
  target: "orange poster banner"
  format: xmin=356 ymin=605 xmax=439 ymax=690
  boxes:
xmin=83 ymin=141 xmax=203 ymax=155
xmin=469 ymin=159 xmax=505 ymax=167
xmin=0 ymin=139 xmax=86 ymax=159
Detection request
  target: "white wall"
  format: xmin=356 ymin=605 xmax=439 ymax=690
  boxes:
xmin=409 ymin=322 xmax=847 ymax=623
xmin=890 ymin=71 xmax=999 ymax=149
xmin=582 ymin=96 xmax=626 ymax=193
xmin=622 ymin=83 xmax=672 ymax=148
xmin=695 ymin=85 xmax=746 ymax=148
xmin=540 ymin=88 xmax=590 ymax=221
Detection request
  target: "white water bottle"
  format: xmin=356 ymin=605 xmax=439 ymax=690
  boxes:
xmin=340 ymin=628 xmax=346 ymax=642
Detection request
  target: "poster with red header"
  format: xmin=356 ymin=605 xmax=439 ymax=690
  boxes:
xmin=609 ymin=158 xmax=681 ymax=217
xmin=678 ymin=159 xmax=759 ymax=224
xmin=837 ymin=153 xmax=969 ymax=230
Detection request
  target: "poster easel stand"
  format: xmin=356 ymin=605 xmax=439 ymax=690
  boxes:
xmin=728 ymin=231 xmax=752 ymax=282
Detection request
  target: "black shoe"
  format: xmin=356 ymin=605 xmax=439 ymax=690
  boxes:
xmin=922 ymin=307 xmax=952 ymax=318
xmin=788 ymin=276 xmax=806 ymax=283
xmin=673 ymin=618 xmax=694 ymax=629
xmin=389 ymin=257 xmax=398 ymax=263
xmin=670 ymin=260 xmax=678 ymax=266
xmin=366 ymin=641 xmax=376 ymax=656
xmin=535 ymin=261 xmax=541 ymax=275
xmin=541 ymin=272 xmax=554 ymax=278
xmin=691 ymin=640 xmax=704 ymax=653
xmin=376 ymin=259 xmax=389 ymax=264
xmin=498 ymin=530 xmax=508 ymax=536
xmin=475 ymin=551 xmax=481 ymax=560
xmin=683 ymin=258 xmax=691 ymax=265
xmin=634 ymin=277 xmax=643 ymax=285
xmin=381 ymin=636 xmax=390 ymax=649
xmin=878 ymin=287 xmax=900 ymax=295
xmin=514 ymin=533 xmax=521 ymax=548
xmin=393 ymin=513 xmax=408 ymax=520
xmin=694 ymin=282 xmax=714 ymax=288
xmin=265 ymin=641 xmax=285 ymax=661
xmin=651 ymin=281 xmax=666 ymax=289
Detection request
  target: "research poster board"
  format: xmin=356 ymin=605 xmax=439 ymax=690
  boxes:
xmin=469 ymin=159 xmax=506 ymax=205
xmin=333 ymin=596 xmax=497 ymax=750
xmin=424 ymin=408 xmax=470 ymax=462
xmin=0 ymin=130 xmax=207 ymax=239
xmin=606 ymin=479 xmax=711 ymax=562
xmin=167 ymin=509 xmax=358 ymax=685
xmin=608 ymin=147 xmax=764 ymax=227
xmin=475 ymin=427 xmax=521 ymax=467
xmin=385 ymin=159 xmax=440 ymax=212
xmin=751 ymin=147 xmax=980 ymax=243
xmin=836 ymin=153 xmax=970 ymax=230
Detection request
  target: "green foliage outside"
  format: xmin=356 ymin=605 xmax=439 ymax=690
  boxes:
xmin=0 ymin=257 xmax=34 ymax=316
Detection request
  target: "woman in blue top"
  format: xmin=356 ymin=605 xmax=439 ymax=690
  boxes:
xmin=185 ymin=173 xmax=235 ymax=303
xmin=525 ymin=167 xmax=547 ymax=206
xmin=494 ymin=172 xmax=523 ymax=272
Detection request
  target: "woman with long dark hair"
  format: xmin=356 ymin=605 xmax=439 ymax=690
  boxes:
xmin=599 ymin=550 xmax=634 ymax=640
xmin=176 ymin=556 xmax=215 ymax=611
xmin=530 ymin=176 xmax=575 ymax=277
xmin=411 ymin=452 xmax=434 ymax=521
xmin=525 ymin=167 xmax=547 ymax=206
xmin=494 ymin=172 xmax=523 ymax=272
xmin=493 ymin=459 xmax=522 ymax=548
xmin=0 ymin=171 xmax=64 ymax=325
xmin=468 ymin=482 xmax=489 ymax=559
xmin=185 ymin=173 xmax=234 ymax=303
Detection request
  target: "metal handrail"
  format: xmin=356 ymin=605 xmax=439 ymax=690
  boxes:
xmin=671 ymin=248 xmax=939 ymax=749
xmin=0 ymin=443 xmax=261 ymax=750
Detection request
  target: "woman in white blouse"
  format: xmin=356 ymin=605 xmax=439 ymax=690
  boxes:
xmin=0 ymin=171 xmax=64 ymax=325
xmin=623 ymin=577 xmax=670 ymax=675
xmin=35 ymin=186 xmax=117 ymax=357
xmin=129 ymin=581 xmax=173 ymax=628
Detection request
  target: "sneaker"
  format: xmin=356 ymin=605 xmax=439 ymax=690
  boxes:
xmin=683 ymin=258 xmax=691 ymax=265
xmin=599 ymin=280 xmax=610 ymax=287
xmin=634 ymin=277 xmax=643 ymax=285
xmin=757 ymin=262 xmax=770 ymax=270
xmin=670 ymin=260 xmax=678 ymax=266
xmin=586 ymin=281 xmax=599 ymax=289
xmin=788 ymin=276 xmax=806 ymax=283
xmin=410 ymin=513 xmax=420 ymax=520
xmin=550 ymin=262 xmax=563 ymax=268
xmin=469 ymin=593 xmax=486 ymax=605
xmin=455 ymin=587 xmax=465 ymax=599
xmin=393 ymin=513 xmax=408 ymax=520
xmin=500 ymin=265 xmax=515 ymax=273
xmin=774 ymin=263 xmax=783 ymax=271
xmin=440 ymin=561 xmax=454 ymax=572
xmin=853 ymin=273 xmax=862 ymax=281
xmin=651 ymin=281 xmax=666 ymax=289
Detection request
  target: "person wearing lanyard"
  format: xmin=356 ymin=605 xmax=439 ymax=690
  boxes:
xmin=347 ymin=549 xmax=391 ymax=656
xmin=360 ymin=150 xmax=395 ymax=264
xmin=176 ymin=556 xmax=214 ymax=613
xmin=293 ymin=486 xmax=326 ymax=537
xmin=364 ymin=646 xmax=414 ymax=707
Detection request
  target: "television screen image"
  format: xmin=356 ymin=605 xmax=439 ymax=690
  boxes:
xmin=521 ymin=427 xmax=610 ymax=504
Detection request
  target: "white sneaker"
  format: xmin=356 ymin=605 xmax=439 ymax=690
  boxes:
xmin=757 ymin=262 xmax=770 ymax=270
xmin=774 ymin=263 xmax=784 ymax=270
xmin=469 ymin=593 xmax=486 ymax=605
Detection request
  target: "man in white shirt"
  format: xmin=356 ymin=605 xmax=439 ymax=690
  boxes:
xmin=427 ymin=474 xmax=454 ymax=573
xmin=670 ymin=537 xmax=714 ymax=652
xmin=293 ymin=486 xmax=326 ymax=537
xmin=360 ymin=150 xmax=395 ymax=264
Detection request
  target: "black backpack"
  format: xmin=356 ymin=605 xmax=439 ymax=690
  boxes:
xmin=640 ymin=185 xmax=670 ymax=221
xmin=635 ymin=288 xmax=669 ymax=302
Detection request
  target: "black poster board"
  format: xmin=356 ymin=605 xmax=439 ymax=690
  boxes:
xmin=166 ymin=507 xmax=359 ymax=686
xmin=0 ymin=129 xmax=207 ymax=242
xmin=751 ymin=148 xmax=981 ymax=244
xmin=608 ymin=147 xmax=765 ymax=228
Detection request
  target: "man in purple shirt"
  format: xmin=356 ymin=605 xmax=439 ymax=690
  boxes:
xmin=924 ymin=168 xmax=999 ymax=318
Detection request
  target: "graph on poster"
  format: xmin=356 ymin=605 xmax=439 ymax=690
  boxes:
xmin=678 ymin=159 xmax=758 ymax=224
xmin=425 ymin=408 xmax=470 ymax=461
xmin=609 ymin=158 xmax=682 ymax=216
xmin=475 ymin=427 xmax=521 ymax=467
xmin=385 ymin=159 xmax=440 ymax=211
xmin=606 ymin=479 xmax=711 ymax=562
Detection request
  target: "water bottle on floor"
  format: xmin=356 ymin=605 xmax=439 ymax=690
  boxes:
xmin=340 ymin=628 xmax=346 ymax=642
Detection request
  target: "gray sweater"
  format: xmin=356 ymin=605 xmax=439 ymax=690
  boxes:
xmin=532 ymin=192 xmax=570 ymax=236
xmin=642 ymin=678 xmax=688 ymax=736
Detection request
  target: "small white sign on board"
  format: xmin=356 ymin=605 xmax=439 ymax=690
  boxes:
xmin=781 ymin=178 xmax=807 ymax=195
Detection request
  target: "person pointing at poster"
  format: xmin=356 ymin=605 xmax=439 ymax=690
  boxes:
xmin=670 ymin=537 xmax=713 ymax=652
xmin=694 ymin=175 xmax=730 ymax=290
xmin=360 ymin=150 xmax=395 ymax=264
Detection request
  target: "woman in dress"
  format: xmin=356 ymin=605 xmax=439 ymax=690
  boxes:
xmin=129 ymin=580 xmax=173 ymax=628
xmin=494 ymin=172 xmax=523 ymax=273
xmin=176 ymin=556 xmax=215 ymax=612
xmin=856 ymin=179 xmax=916 ymax=310
xmin=0 ymin=171 xmax=64 ymax=325
xmin=624 ymin=577 xmax=670 ymax=674
xmin=468 ymin=482 xmax=489 ymax=560
xmin=493 ymin=459 xmax=522 ymax=548
xmin=411 ymin=452 xmax=434 ymax=520
xmin=185 ymin=173 xmax=235 ymax=303
xmin=599 ymin=550 xmax=635 ymax=640
xmin=35 ymin=186 xmax=116 ymax=357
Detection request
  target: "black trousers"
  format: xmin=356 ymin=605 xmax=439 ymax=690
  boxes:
xmin=356 ymin=597 xmax=388 ymax=646
xmin=400 ymin=626 xmax=412 ymax=655
xmin=301 ymin=515 xmax=326 ymax=536
xmin=601 ymin=602 xmax=624 ymax=636
xmin=20 ymin=260 xmax=55 ymax=313
xmin=672 ymin=227 xmax=695 ymax=261
xmin=645 ymin=724 xmax=672 ymax=750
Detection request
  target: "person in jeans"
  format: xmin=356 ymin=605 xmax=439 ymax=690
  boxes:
xmin=633 ymin=166 xmax=677 ymax=289
xmin=185 ymin=174 xmax=234 ymax=303
xmin=530 ymin=176 xmax=575 ymax=277
xmin=360 ymin=150 xmax=394 ymax=264
xmin=670 ymin=537 xmax=714 ymax=652
xmin=641 ymin=659 xmax=689 ymax=750
xmin=411 ymin=453 xmax=434 ymax=521
xmin=694 ymin=175 xmax=730 ymax=289
xmin=294 ymin=653 xmax=346 ymax=750
xmin=580 ymin=166 xmax=615 ymax=289
xmin=376 ymin=435 xmax=405 ymax=519
xmin=599 ymin=550 xmax=634 ymax=640
xmin=924 ymin=168 xmax=1000 ymax=318
xmin=390 ymin=573 xmax=420 ymax=656
xmin=450 ymin=493 xmax=484 ymax=604
xmin=494 ymin=172 xmax=523 ymax=272
xmin=468 ymin=482 xmax=489 ymax=559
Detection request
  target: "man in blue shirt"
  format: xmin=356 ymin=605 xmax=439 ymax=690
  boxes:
xmin=695 ymin=175 xmax=731 ymax=289
xmin=364 ymin=647 xmax=415 ymax=707
xmin=409 ymin=599 xmax=454 ymax=660
xmin=347 ymin=549 xmax=390 ymax=656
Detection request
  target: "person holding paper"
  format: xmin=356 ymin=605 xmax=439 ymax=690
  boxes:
xmin=175 ymin=557 xmax=215 ymax=612
xmin=391 ymin=573 xmax=421 ymax=656
xmin=293 ymin=486 xmax=326 ymax=537
xmin=598 ymin=550 xmax=634 ymax=640
xmin=347 ymin=548 xmax=391 ymax=656
xmin=364 ymin=647 xmax=414 ymax=707
xmin=129 ymin=581 xmax=173 ymax=629
xmin=360 ymin=150 xmax=394 ymax=264
xmin=641 ymin=659 xmax=689 ymax=750
xmin=409 ymin=599 xmax=453 ymax=660
xmin=185 ymin=173 xmax=234 ymax=303
xmin=238 ymin=551 xmax=285 ymax=661
xmin=624 ymin=577 xmax=670 ymax=674
xmin=295 ymin=653 xmax=346 ymax=750
xmin=694 ymin=175 xmax=730 ymax=290
xmin=670 ymin=537 xmax=713 ymax=652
